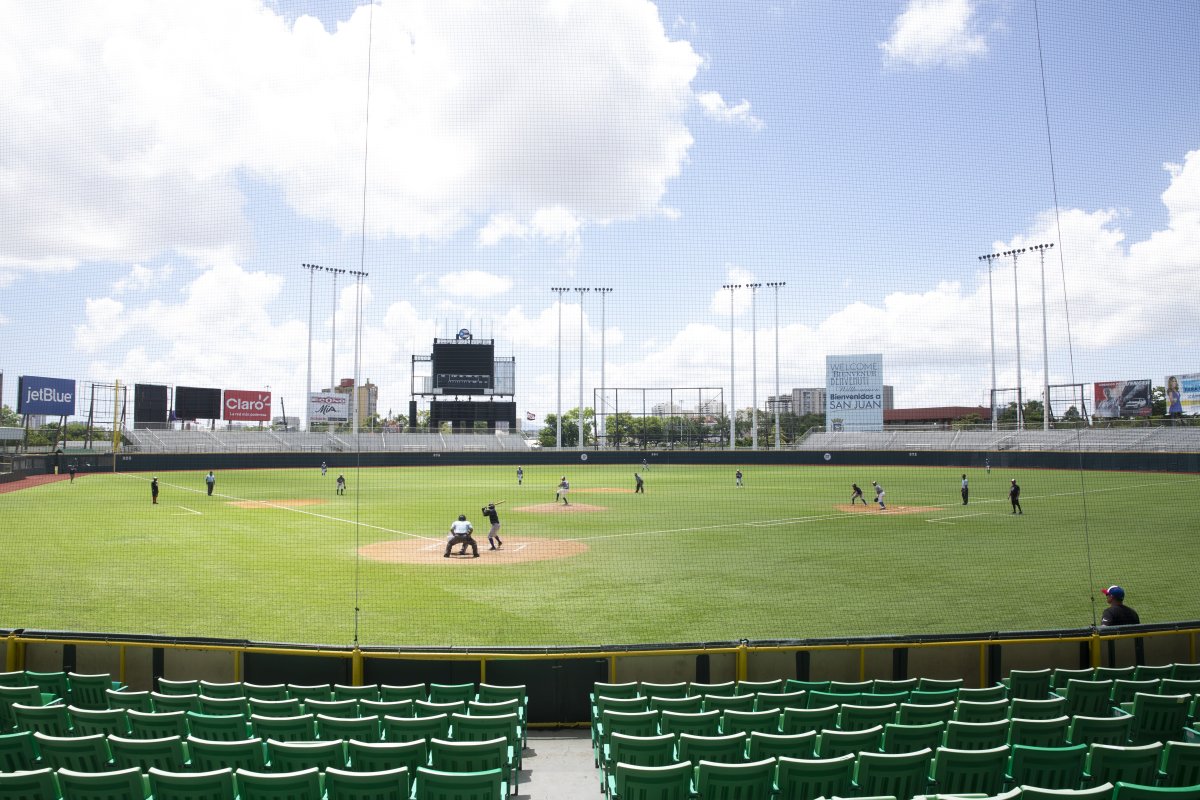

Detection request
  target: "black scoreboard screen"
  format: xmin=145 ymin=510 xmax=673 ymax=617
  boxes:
xmin=432 ymin=340 xmax=494 ymax=393
xmin=133 ymin=384 xmax=169 ymax=428
xmin=174 ymin=386 xmax=222 ymax=420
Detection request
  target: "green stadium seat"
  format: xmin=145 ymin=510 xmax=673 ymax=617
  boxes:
xmin=1161 ymin=680 xmax=1200 ymax=697
xmin=1009 ymin=716 xmax=1070 ymax=749
xmin=448 ymin=712 xmax=520 ymax=776
xmin=241 ymin=683 xmax=288 ymax=702
xmin=1160 ymin=741 xmax=1200 ymax=787
xmin=736 ymin=679 xmax=785 ymax=695
xmin=1135 ymin=665 xmax=1176 ymax=682
xmin=248 ymin=713 xmax=315 ymax=742
xmin=427 ymin=736 xmax=510 ymax=793
xmin=1112 ymin=681 xmax=1161 ymax=705
xmin=235 ymin=767 xmax=322 ymax=799
xmin=414 ymin=700 xmax=466 ymax=718
xmin=690 ymin=681 xmax=737 ymax=697
xmin=1005 ymin=670 xmax=1053 ymax=701
xmin=107 ymin=733 xmax=187 ymax=772
xmin=148 ymin=766 xmax=237 ymax=800
xmin=55 ymin=765 xmax=146 ymax=800
xmin=722 ymin=709 xmax=782 ymax=736
xmin=659 ymin=709 xmax=722 ymax=738
xmin=608 ymin=761 xmax=693 ymax=800
xmin=414 ymin=766 xmax=507 ymax=800
xmin=649 ymin=695 xmax=704 ymax=715
xmin=694 ymin=756 xmax=776 ymax=799
xmin=781 ymin=706 xmax=839 ymax=736
xmin=900 ymin=701 xmax=957 ymax=726
xmin=774 ymin=753 xmax=856 ymax=800
xmin=959 ymin=686 xmax=1012 ymax=703
xmin=196 ymin=696 xmax=249 ymax=719
xmin=1019 ymin=782 xmax=1114 ymax=800
xmin=873 ymin=679 xmax=919 ymax=695
xmin=931 ymin=744 xmax=1011 ymax=796
xmin=12 ymin=702 xmax=73 ymax=736
xmin=755 ymin=690 xmax=807 ymax=712
xmin=266 ymin=737 xmax=348 ymax=772
xmin=640 ymin=681 xmax=689 ymax=699
xmin=0 ymin=729 xmax=40 ymax=772
xmin=810 ymin=690 xmax=860 ymax=708
xmin=595 ymin=709 xmax=658 ymax=762
xmin=150 ymin=693 xmax=200 ymax=715
xmin=1085 ymin=742 xmax=1164 ymax=787
xmin=817 ymin=724 xmax=884 ymax=758
xmin=1052 ymin=670 xmax=1097 ymax=691
xmin=381 ymin=712 xmax=449 ymax=744
xmin=840 ymin=703 xmax=899 ymax=732
xmin=854 ymin=746 xmax=935 ymax=800
xmin=1006 ymin=743 xmax=1088 ymax=790
xmin=601 ymin=732 xmax=677 ymax=793
xmin=703 ymin=693 xmax=756 ymax=713
xmin=185 ymin=735 xmax=266 ymax=772
xmin=1060 ymin=680 xmax=1115 ymax=718
xmin=156 ymin=678 xmax=199 ymax=696
xmin=305 ymin=698 xmax=360 ymax=719
xmin=197 ymin=681 xmax=244 ymax=699
xmin=247 ymin=699 xmax=304 ymax=719
xmin=379 ymin=684 xmax=427 ymax=703
xmin=285 ymin=684 xmax=332 ymax=704
xmin=0 ymin=684 xmax=62 ymax=732
xmin=592 ymin=695 xmax=650 ymax=723
xmin=676 ymin=732 xmax=748 ymax=766
xmin=919 ymin=679 xmax=966 ymax=692
xmin=362 ymin=699 xmax=416 ymax=719
xmin=860 ymin=691 xmax=911 ymax=708
xmin=830 ymin=680 xmax=875 ymax=694
xmin=25 ymin=671 xmax=70 ymax=701
xmin=944 ymin=720 xmax=1010 ymax=751
xmin=185 ymin=712 xmax=248 ymax=741
xmin=347 ymin=738 xmax=428 ymax=775
xmin=956 ymin=700 xmax=1011 ymax=724
xmin=333 ymin=684 xmax=381 ymax=702
xmin=126 ymin=710 xmax=188 ymax=740
xmin=1122 ymin=693 xmax=1191 ymax=745
xmin=785 ymin=679 xmax=832 ymax=694
xmin=881 ymin=721 xmax=944 ymax=754
xmin=34 ymin=731 xmax=112 ymax=772
xmin=1173 ymin=665 xmax=1200 ymax=681
xmin=428 ymin=683 xmax=475 ymax=704
xmin=1114 ymin=783 xmax=1200 ymax=800
xmin=67 ymin=673 xmax=123 ymax=710
xmin=69 ymin=707 xmax=130 ymax=738
xmin=474 ymin=684 xmax=526 ymax=708
xmin=1067 ymin=714 xmax=1133 ymax=747
xmin=1011 ymin=698 xmax=1068 ymax=720
xmin=0 ymin=767 xmax=61 ymax=800
xmin=1095 ymin=668 xmax=1137 ymax=683
xmin=0 ymin=672 xmax=28 ymax=687
xmin=324 ymin=765 xmax=411 ymax=800
xmin=105 ymin=691 xmax=153 ymax=714
xmin=746 ymin=730 xmax=816 ymax=760
xmin=316 ymin=713 xmax=381 ymax=743
xmin=590 ymin=682 xmax=639 ymax=702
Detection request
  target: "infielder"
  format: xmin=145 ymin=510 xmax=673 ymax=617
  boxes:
xmin=872 ymin=481 xmax=886 ymax=510
xmin=850 ymin=483 xmax=867 ymax=505
xmin=556 ymin=476 xmax=570 ymax=505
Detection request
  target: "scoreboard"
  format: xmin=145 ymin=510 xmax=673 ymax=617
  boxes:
xmin=432 ymin=339 xmax=494 ymax=394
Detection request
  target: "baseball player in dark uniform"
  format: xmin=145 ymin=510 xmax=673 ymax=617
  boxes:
xmin=634 ymin=473 xmax=644 ymax=494
xmin=481 ymin=503 xmax=503 ymax=550
xmin=850 ymin=483 xmax=866 ymax=505
xmin=1009 ymin=478 xmax=1022 ymax=514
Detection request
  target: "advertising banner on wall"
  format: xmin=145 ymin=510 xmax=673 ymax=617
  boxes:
xmin=17 ymin=375 xmax=76 ymax=416
xmin=1093 ymin=379 xmax=1152 ymax=418
xmin=309 ymin=392 xmax=349 ymax=423
xmin=826 ymin=354 xmax=884 ymax=432
xmin=223 ymin=389 xmax=272 ymax=421
xmin=1165 ymin=373 xmax=1200 ymax=415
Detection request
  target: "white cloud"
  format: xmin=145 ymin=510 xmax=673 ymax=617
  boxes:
xmin=709 ymin=266 xmax=759 ymax=316
xmin=880 ymin=0 xmax=988 ymax=69
xmin=1 ymin=0 xmax=710 ymax=274
xmin=111 ymin=264 xmax=165 ymax=294
xmin=437 ymin=271 xmax=513 ymax=299
xmin=697 ymin=91 xmax=764 ymax=131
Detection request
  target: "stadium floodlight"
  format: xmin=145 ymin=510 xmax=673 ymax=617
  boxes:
xmin=978 ymin=253 xmax=1003 ymax=431
xmin=595 ymin=288 xmax=613 ymax=447
xmin=1004 ymin=248 xmax=1027 ymax=429
xmin=551 ymin=287 xmax=570 ymax=448
xmin=747 ymin=283 xmax=762 ymax=449
xmin=1029 ymin=243 xmax=1055 ymax=430
xmin=302 ymin=263 xmax=326 ymax=431
xmin=327 ymin=267 xmax=347 ymax=392
xmin=349 ymin=270 xmax=368 ymax=436
xmin=767 ymin=282 xmax=786 ymax=449
xmin=722 ymin=284 xmax=741 ymax=450
xmin=575 ymin=288 xmax=590 ymax=447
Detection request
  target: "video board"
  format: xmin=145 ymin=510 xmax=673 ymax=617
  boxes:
xmin=432 ymin=339 xmax=494 ymax=393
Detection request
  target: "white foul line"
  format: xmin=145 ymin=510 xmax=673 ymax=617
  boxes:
xmin=177 ymin=506 xmax=202 ymax=516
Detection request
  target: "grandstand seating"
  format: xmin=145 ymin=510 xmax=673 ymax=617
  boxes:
xmin=797 ymin=427 xmax=1200 ymax=453
xmin=122 ymin=428 xmax=538 ymax=453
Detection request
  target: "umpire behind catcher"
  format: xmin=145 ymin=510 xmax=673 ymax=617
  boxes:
xmin=444 ymin=514 xmax=479 ymax=558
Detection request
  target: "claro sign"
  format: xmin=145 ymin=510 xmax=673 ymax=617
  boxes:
xmin=222 ymin=389 xmax=272 ymax=421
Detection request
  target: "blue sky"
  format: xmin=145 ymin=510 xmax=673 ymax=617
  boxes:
xmin=1 ymin=0 xmax=1197 ymax=422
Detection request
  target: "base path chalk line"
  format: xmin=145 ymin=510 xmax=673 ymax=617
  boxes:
xmin=119 ymin=474 xmax=439 ymax=542
xmin=927 ymin=512 xmax=987 ymax=525
xmin=177 ymin=506 xmax=202 ymax=516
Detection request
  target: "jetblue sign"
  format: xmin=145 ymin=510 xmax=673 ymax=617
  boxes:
xmin=18 ymin=375 xmax=77 ymax=416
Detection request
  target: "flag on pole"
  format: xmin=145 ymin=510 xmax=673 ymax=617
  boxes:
xmin=526 ymin=411 xmax=536 ymax=421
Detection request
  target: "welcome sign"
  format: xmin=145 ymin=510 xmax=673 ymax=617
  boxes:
xmin=826 ymin=354 xmax=884 ymax=432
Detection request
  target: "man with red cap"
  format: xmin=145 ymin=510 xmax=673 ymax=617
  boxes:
xmin=1100 ymin=585 xmax=1140 ymax=626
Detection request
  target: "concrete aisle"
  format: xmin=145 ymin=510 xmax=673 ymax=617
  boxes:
xmin=519 ymin=728 xmax=598 ymax=799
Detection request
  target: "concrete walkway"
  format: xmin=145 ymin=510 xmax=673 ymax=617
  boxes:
xmin=519 ymin=728 xmax=597 ymax=798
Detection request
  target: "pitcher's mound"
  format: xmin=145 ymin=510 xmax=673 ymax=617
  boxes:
xmin=360 ymin=538 xmax=587 ymax=565
xmin=835 ymin=503 xmax=941 ymax=515
xmin=517 ymin=503 xmax=606 ymax=513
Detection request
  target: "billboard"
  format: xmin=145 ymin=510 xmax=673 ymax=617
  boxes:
xmin=133 ymin=384 xmax=170 ymax=428
xmin=17 ymin=375 xmax=76 ymax=416
xmin=223 ymin=389 xmax=272 ymax=422
xmin=309 ymin=392 xmax=349 ymax=423
xmin=1093 ymin=379 xmax=1152 ymax=418
xmin=1166 ymin=374 xmax=1200 ymax=415
xmin=826 ymin=354 xmax=884 ymax=432
xmin=432 ymin=339 xmax=494 ymax=394
xmin=174 ymin=386 xmax=222 ymax=420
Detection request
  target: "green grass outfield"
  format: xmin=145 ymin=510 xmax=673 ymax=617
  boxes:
xmin=3 ymin=463 xmax=1198 ymax=647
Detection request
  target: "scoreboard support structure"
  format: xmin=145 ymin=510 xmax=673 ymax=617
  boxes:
xmin=410 ymin=333 xmax=517 ymax=431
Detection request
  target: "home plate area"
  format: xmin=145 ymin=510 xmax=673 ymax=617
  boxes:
xmin=359 ymin=538 xmax=588 ymax=565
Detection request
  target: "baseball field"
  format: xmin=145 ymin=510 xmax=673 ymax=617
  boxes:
xmin=2 ymin=462 xmax=1197 ymax=646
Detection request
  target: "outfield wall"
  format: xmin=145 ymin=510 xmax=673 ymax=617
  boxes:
xmin=4 ymin=624 xmax=1198 ymax=724
xmin=107 ymin=448 xmax=1200 ymax=473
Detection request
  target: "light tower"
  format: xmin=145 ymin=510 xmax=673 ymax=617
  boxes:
xmin=1030 ymin=242 xmax=1055 ymax=429
xmin=1004 ymin=248 xmax=1027 ymax=429
xmin=595 ymin=287 xmax=613 ymax=446
xmin=575 ymin=287 xmax=590 ymax=447
xmin=977 ymin=253 xmax=1002 ymax=431
xmin=302 ymin=263 xmax=324 ymax=431
xmin=722 ymin=284 xmax=741 ymax=450
xmin=551 ymin=287 xmax=569 ymax=448
xmin=746 ymin=283 xmax=762 ymax=449
xmin=349 ymin=270 xmax=368 ymax=435
xmin=767 ymin=281 xmax=786 ymax=449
